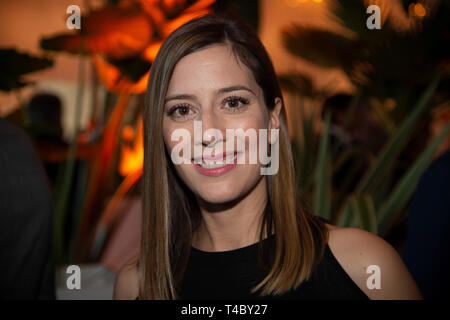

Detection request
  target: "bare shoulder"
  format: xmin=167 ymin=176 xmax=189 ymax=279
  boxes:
xmin=113 ymin=255 xmax=139 ymax=300
xmin=325 ymin=224 xmax=422 ymax=300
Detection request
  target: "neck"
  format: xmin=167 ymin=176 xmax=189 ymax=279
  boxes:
xmin=192 ymin=176 xmax=269 ymax=252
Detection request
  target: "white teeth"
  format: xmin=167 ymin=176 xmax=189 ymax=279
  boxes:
xmin=198 ymin=154 xmax=237 ymax=169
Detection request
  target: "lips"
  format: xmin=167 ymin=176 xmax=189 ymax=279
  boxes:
xmin=192 ymin=152 xmax=238 ymax=177
xmin=193 ymin=152 xmax=237 ymax=165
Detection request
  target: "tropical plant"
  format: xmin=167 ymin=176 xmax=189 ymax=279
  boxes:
xmin=281 ymin=0 xmax=450 ymax=240
xmin=0 ymin=48 xmax=54 ymax=126
xmin=281 ymin=0 xmax=449 ymax=131
xmin=0 ymin=49 xmax=53 ymax=92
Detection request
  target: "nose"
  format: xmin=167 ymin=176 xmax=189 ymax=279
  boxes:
xmin=198 ymin=108 xmax=224 ymax=147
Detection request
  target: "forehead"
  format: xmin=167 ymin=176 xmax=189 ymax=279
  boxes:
xmin=167 ymin=45 xmax=261 ymax=96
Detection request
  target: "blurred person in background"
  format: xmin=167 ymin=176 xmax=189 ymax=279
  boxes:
xmin=26 ymin=93 xmax=67 ymax=187
xmin=0 ymin=116 xmax=55 ymax=299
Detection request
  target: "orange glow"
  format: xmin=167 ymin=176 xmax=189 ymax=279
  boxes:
xmin=140 ymin=0 xmax=187 ymax=16
xmin=92 ymin=0 xmax=216 ymax=92
xmin=414 ymin=3 xmax=426 ymax=17
xmin=286 ymin=0 xmax=299 ymax=7
xmin=96 ymin=168 xmax=143 ymax=230
xmin=119 ymin=117 xmax=144 ymax=176
xmin=285 ymin=0 xmax=308 ymax=7
xmin=142 ymin=41 xmax=163 ymax=62
xmin=140 ymin=0 xmax=216 ymax=38
xmin=46 ymin=5 xmax=154 ymax=60
xmin=102 ymin=92 xmax=131 ymax=167
xmin=122 ymin=125 xmax=135 ymax=142
xmin=83 ymin=6 xmax=153 ymax=60
xmin=93 ymin=54 xmax=149 ymax=93
xmin=162 ymin=9 xmax=212 ymax=37
xmin=184 ymin=0 xmax=216 ymax=13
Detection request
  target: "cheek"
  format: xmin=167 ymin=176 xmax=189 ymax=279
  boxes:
xmin=162 ymin=123 xmax=196 ymax=188
xmin=163 ymin=122 xmax=192 ymax=157
xmin=162 ymin=121 xmax=175 ymax=152
xmin=223 ymin=112 xmax=268 ymax=144
xmin=226 ymin=113 xmax=268 ymax=159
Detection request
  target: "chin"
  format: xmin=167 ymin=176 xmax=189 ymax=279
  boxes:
xmin=195 ymin=183 xmax=243 ymax=204
xmin=189 ymin=165 xmax=262 ymax=205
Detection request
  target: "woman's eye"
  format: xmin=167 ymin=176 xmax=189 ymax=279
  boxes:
xmin=177 ymin=106 xmax=190 ymax=116
xmin=224 ymin=96 xmax=249 ymax=111
xmin=168 ymin=105 xmax=194 ymax=118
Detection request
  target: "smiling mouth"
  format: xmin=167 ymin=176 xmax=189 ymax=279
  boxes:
xmin=192 ymin=151 xmax=238 ymax=166
xmin=195 ymin=153 xmax=238 ymax=168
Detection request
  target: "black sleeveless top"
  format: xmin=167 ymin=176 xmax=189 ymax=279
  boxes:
xmin=179 ymin=234 xmax=369 ymax=300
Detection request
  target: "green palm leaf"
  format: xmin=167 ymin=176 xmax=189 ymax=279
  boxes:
xmin=0 ymin=49 xmax=53 ymax=92
xmin=355 ymin=73 xmax=442 ymax=195
xmin=377 ymin=123 xmax=450 ymax=235
xmin=339 ymin=194 xmax=377 ymax=233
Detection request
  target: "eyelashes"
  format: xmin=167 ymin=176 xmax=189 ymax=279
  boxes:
xmin=223 ymin=96 xmax=249 ymax=111
xmin=167 ymin=103 xmax=191 ymax=117
xmin=166 ymin=95 xmax=250 ymax=118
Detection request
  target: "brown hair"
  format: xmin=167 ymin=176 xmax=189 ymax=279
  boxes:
xmin=141 ymin=13 xmax=328 ymax=299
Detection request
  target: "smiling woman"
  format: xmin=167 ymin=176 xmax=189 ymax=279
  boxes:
xmin=113 ymin=14 xmax=422 ymax=300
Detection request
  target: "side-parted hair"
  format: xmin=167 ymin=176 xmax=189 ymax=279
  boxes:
xmin=141 ymin=13 xmax=329 ymax=299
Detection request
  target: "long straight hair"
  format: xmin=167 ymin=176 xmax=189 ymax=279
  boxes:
xmin=141 ymin=14 xmax=329 ymax=299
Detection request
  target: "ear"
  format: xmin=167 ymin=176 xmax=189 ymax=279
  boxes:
xmin=268 ymin=97 xmax=282 ymax=143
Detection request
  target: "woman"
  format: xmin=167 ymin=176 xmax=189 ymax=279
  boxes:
xmin=114 ymin=14 xmax=421 ymax=300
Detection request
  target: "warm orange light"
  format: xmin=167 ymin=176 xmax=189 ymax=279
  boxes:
xmin=184 ymin=0 xmax=216 ymax=13
xmin=140 ymin=0 xmax=216 ymax=39
xmin=312 ymin=0 xmax=322 ymax=3
xmin=119 ymin=117 xmax=144 ymax=176
xmin=93 ymin=54 xmax=149 ymax=93
xmin=285 ymin=0 xmax=309 ymax=7
xmin=83 ymin=5 xmax=153 ymax=60
xmin=162 ymin=9 xmax=211 ymax=37
xmin=286 ymin=0 xmax=299 ymax=7
xmin=414 ymin=3 xmax=426 ymax=17
xmin=89 ymin=0 xmax=217 ymax=92
xmin=142 ymin=41 xmax=163 ymax=62
xmin=122 ymin=125 xmax=135 ymax=142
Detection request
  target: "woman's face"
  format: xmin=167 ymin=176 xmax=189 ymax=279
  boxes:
xmin=162 ymin=44 xmax=280 ymax=204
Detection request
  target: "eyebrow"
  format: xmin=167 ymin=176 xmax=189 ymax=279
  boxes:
xmin=164 ymin=85 xmax=255 ymax=103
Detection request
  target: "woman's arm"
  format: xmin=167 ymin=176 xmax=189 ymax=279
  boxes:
xmin=327 ymin=226 xmax=422 ymax=300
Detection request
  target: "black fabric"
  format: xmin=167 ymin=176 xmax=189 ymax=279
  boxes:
xmin=179 ymin=234 xmax=369 ymax=300
xmin=0 ymin=117 xmax=55 ymax=299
